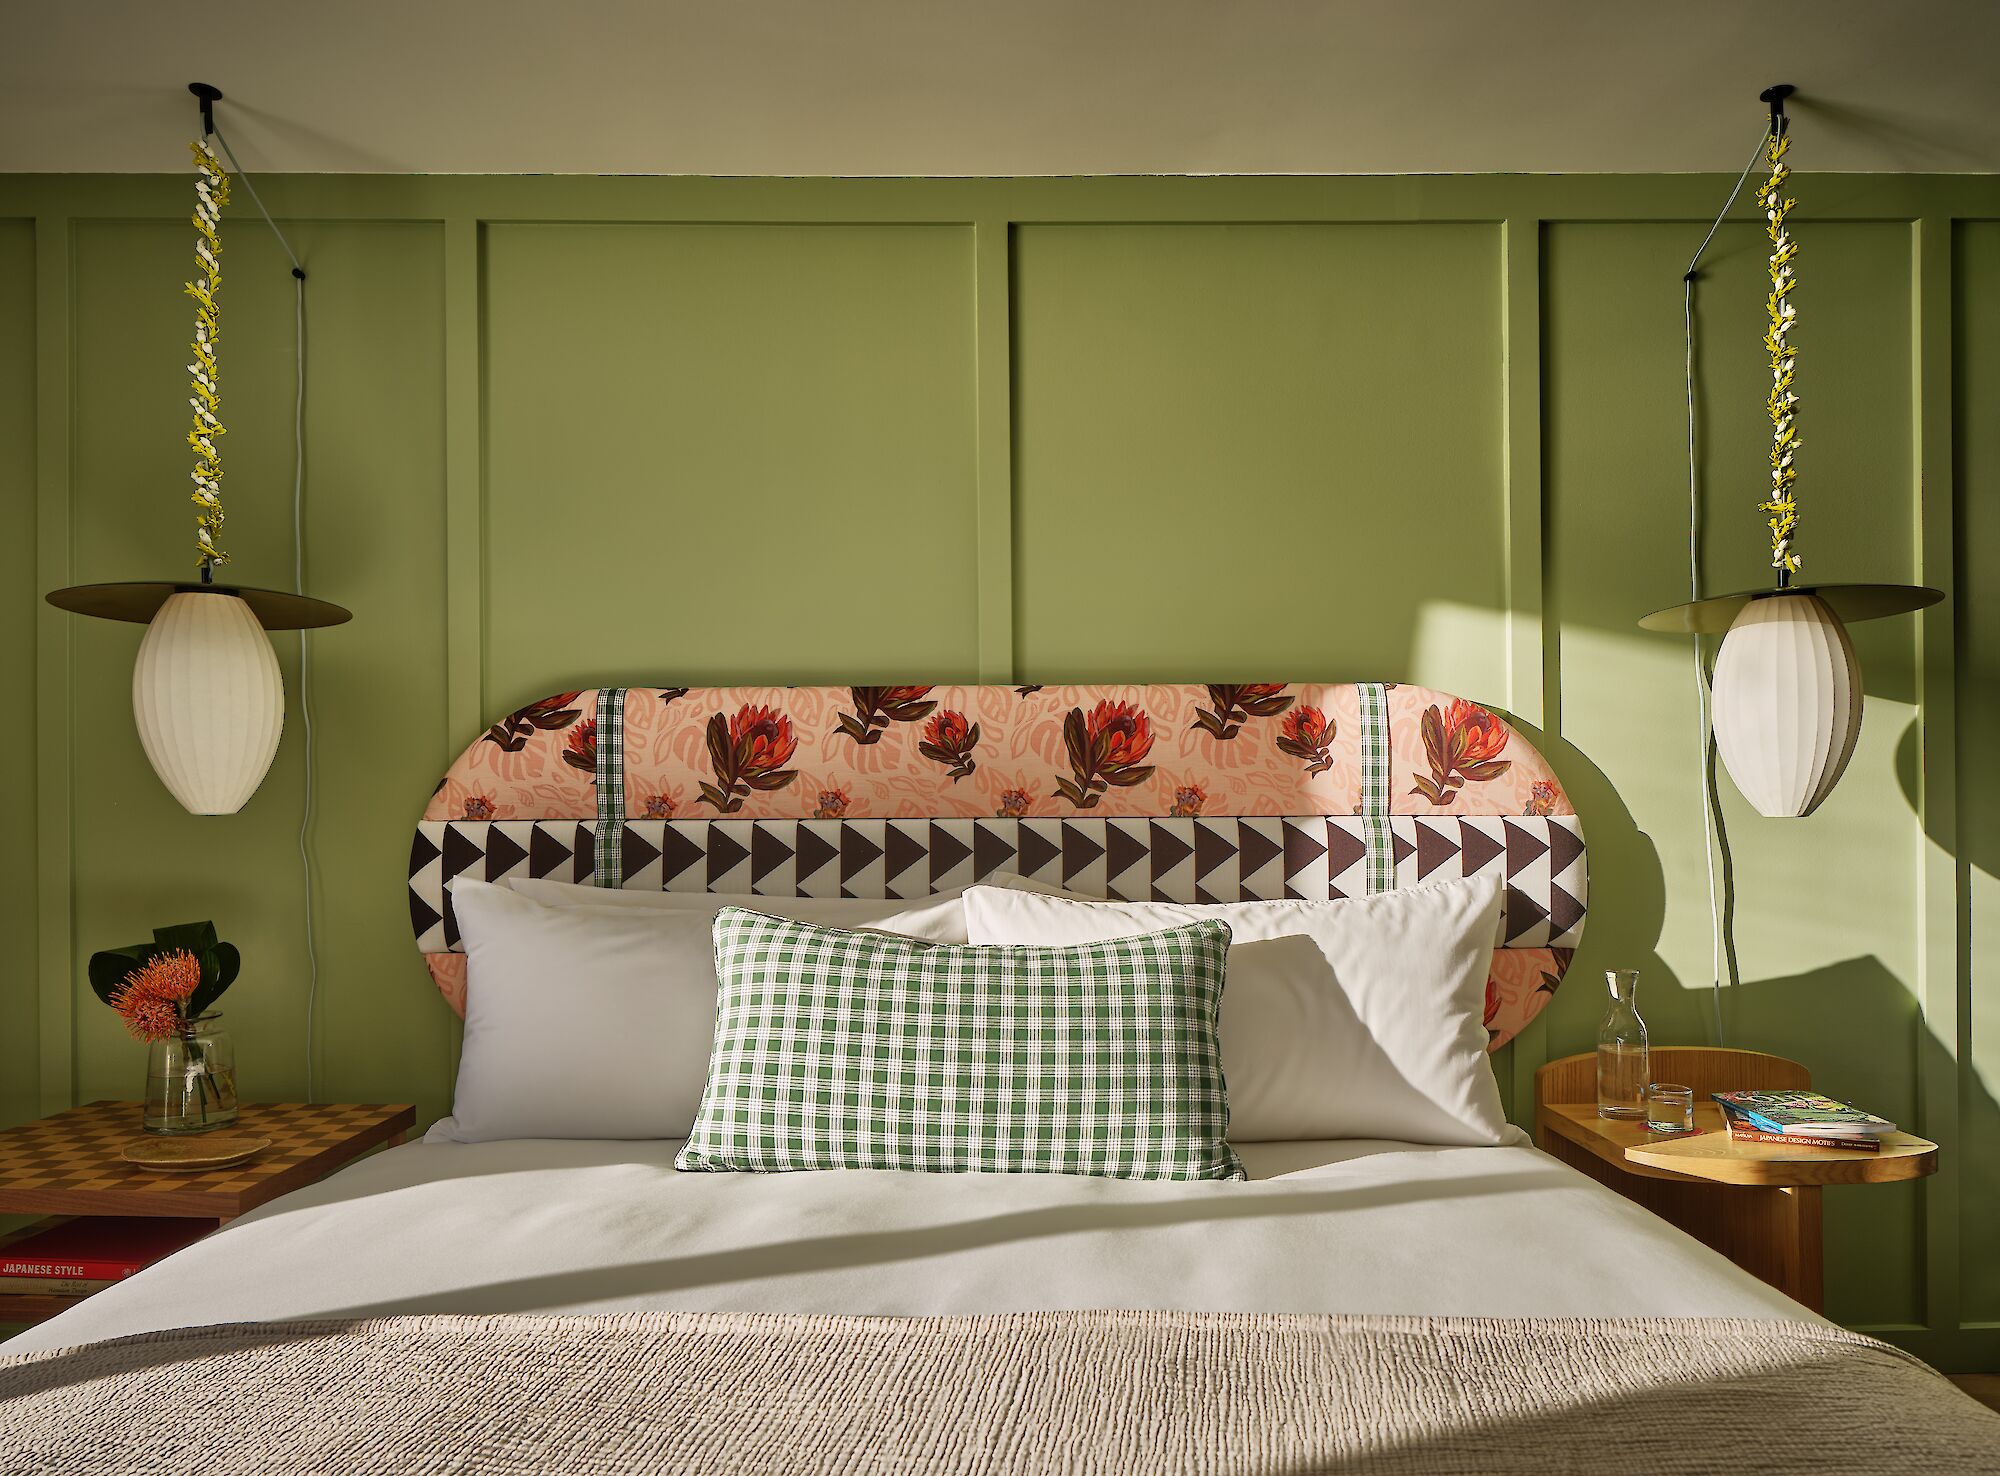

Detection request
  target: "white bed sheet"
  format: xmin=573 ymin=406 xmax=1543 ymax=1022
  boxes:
xmin=6 ymin=1131 xmax=1808 ymax=1353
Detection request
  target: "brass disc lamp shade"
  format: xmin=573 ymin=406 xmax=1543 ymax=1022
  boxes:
xmin=1640 ymin=86 xmax=1939 ymax=819
xmin=44 ymin=84 xmax=349 ymax=816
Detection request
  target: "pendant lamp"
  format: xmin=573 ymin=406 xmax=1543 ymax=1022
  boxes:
xmin=1641 ymin=85 xmax=1940 ymax=819
xmin=46 ymin=84 xmax=349 ymax=815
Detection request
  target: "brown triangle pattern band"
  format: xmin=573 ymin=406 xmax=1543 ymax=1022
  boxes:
xmin=409 ymin=815 xmax=1586 ymax=955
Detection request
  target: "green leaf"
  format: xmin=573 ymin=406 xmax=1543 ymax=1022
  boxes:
xmin=152 ymin=921 xmax=219 ymax=955
xmin=1241 ymin=694 xmax=1295 ymax=718
xmin=187 ymin=940 xmax=239 ymax=1018
xmin=87 ymin=946 xmax=154 ymax=1007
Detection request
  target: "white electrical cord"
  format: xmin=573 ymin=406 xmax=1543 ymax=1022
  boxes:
xmin=211 ymin=122 xmax=321 ymax=1102
xmin=1681 ymin=125 xmax=1770 ymax=1046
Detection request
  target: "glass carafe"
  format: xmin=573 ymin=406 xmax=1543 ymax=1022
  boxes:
xmin=1596 ymin=970 xmax=1649 ymax=1120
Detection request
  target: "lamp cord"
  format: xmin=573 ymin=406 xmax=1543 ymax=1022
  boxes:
xmin=211 ymin=121 xmax=320 ymax=1104
xmin=1680 ymin=124 xmax=1771 ymax=1047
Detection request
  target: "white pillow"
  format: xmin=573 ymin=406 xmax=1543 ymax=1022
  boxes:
xmin=438 ymin=879 xmax=973 ymax=1143
xmin=961 ymin=875 xmax=1508 ymax=1146
xmin=502 ymin=873 xmax=1083 ymax=940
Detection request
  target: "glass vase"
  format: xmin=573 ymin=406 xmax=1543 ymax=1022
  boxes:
xmin=143 ymin=1012 xmax=239 ymax=1134
xmin=1596 ymin=970 xmax=1649 ymax=1120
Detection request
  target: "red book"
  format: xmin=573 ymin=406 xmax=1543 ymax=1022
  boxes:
xmin=0 ymin=1217 xmax=212 ymax=1281
xmin=1726 ymin=1122 xmax=1882 ymax=1153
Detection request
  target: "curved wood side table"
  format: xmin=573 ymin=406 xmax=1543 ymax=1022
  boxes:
xmin=1534 ymin=1047 xmax=1937 ymax=1314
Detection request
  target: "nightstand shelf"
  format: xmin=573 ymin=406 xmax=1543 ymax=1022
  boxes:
xmin=1534 ymin=1047 xmax=1936 ymax=1313
xmin=0 ymin=1100 xmax=414 ymax=1328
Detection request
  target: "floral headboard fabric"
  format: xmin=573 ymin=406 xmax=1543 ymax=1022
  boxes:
xmin=410 ymin=683 xmax=1586 ymax=1047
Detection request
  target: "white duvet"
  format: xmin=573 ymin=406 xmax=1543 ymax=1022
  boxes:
xmin=5 ymin=1131 xmax=1806 ymax=1354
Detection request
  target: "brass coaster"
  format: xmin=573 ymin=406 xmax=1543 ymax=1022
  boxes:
xmin=121 ymin=1135 xmax=272 ymax=1173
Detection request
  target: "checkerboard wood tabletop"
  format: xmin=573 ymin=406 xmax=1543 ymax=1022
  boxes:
xmin=0 ymin=1101 xmax=415 ymax=1220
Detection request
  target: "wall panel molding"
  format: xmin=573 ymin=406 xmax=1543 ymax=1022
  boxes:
xmin=4 ymin=170 xmax=1994 ymax=1366
xmin=32 ymin=214 xmax=73 ymax=1115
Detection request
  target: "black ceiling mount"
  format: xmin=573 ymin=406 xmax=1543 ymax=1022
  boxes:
xmin=1760 ymin=82 xmax=1795 ymax=135
xmin=188 ymin=82 xmax=222 ymax=136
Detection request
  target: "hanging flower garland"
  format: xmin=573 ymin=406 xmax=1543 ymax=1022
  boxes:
xmin=185 ymin=137 xmax=230 ymax=571
xmin=1753 ymin=124 xmax=1800 ymax=578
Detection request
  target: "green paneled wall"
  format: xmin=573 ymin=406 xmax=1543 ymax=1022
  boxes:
xmin=3 ymin=172 xmax=1994 ymax=1367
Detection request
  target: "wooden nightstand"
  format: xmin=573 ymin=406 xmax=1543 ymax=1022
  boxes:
xmin=0 ymin=1100 xmax=414 ymax=1327
xmin=1534 ymin=1047 xmax=1937 ymax=1313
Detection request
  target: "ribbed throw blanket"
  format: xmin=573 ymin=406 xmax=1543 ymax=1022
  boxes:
xmin=3 ymin=1310 xmax=1995 ymax=1474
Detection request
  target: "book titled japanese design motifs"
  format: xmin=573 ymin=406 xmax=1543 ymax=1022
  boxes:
xmin=1713 ymin=1090 xmax=1895 ymax=1142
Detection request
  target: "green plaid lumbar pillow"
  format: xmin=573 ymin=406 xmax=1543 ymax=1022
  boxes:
xmin=677 ymin=909 xmax=1242 ymax=1180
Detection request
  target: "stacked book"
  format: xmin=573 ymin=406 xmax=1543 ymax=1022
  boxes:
xmin=1 ymin=1217 xmax=210 ymax=1298
xmin=1713 ymin=1090 xmax=1896 ymax=1152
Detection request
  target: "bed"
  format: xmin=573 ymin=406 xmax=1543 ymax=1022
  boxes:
xmin=4 ymin=682 xmax=1994 ymax=1473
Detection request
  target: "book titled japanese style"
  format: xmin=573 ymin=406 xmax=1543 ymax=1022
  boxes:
xmin=1712 ymin=1090 xmax=1896 ymax=1142
xmin=0 ymin=1216 xmax=210 ymax=1285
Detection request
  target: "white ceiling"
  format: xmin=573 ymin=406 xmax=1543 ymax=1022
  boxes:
xmin=6 ymin=0 xmax=1997 ymax=176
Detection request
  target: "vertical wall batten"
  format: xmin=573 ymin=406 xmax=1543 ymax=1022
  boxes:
xmin=1500 ymin=216 xmax=1550 ymax=1122
xmin=32 ymin=214 xmax=73 ymax=1116
xmin=1911 ymin=215 xmax=1963 ymax=1338
xmin=440 ymin=214 xmax=483 ymax=1089
xmin=441 ymin=216 xmax=485 ymax=744
xmin=972 ymin=217 xmax=1016 ymax=681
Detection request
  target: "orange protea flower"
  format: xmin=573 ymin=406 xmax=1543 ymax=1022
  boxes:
xmin=114 ymin=989 xmax=182 ymax=1042
xmin=730 ymin=705 xmax=798 ymax=776
xmin=110 ymin=949 xmax=202 ymax=1042
xmin=461 ymin=794 xmax=497 ymax=820
xmin=125 ymin=949 xmax=202 ymax=1003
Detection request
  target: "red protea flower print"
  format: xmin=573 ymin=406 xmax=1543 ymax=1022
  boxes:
xmin=917 ymin=709 xmax=979 ymax=782
xmin=483 ymin=690 xmax=585 ymax=752
xmin=1055 ymin=701 xmax=1156 ymax=809
xmin=1412 ymin=699 xmax=1513 ymax=807
xmin=461 ymin=794 xmax=497 ymax=821
xmin=732 ymin=705 xmax=797 ymax=774
xmin=996 ymin=787 xmax=1034 ymax=819
xmin=1169 ymin=784 xmax=1207 ymax=818
xmin=700 ymin=705 xmax=801 ymax=812
xmin=1451 ymin=699 xmax=1509 ymax=768
xmin=1192 ymin=683 xmax=1294 ymax=740
xmin=835 ymin=685 xmax=938 ymax=745
xmin=1275 ymin=705 xmax=1339 ymax=775
xmin=813 ymin=786 xmax=852 ymax=820
xmin=1525 ymin=780 xmax=1560 ymax=817
xmin=561 ymin=719 xmax=598 ymax=773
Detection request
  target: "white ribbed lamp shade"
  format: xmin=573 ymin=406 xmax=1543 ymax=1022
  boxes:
xmin=1710 ymin=592 xmax=1862 ymax=819
xmin=131 ymin=591 xmax=284 ymax=815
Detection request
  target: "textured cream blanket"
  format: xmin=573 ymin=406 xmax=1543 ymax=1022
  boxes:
xmin=3 ymin=1310 xmax=1994 ymax=1475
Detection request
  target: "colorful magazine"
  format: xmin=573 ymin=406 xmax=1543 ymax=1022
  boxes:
xmin=1713 ymin=1090 xmax=1895 ymax=1139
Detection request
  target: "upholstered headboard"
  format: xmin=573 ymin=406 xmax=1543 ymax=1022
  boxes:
xmin=408 ymin=683 xmax=1586 ymax=1047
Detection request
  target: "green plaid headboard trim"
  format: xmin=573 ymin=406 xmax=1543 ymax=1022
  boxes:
xmin=1357 ymin=682 xmax=1394 ymax=892
xmin=593 ymin=687 xmax=627 ymax=887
